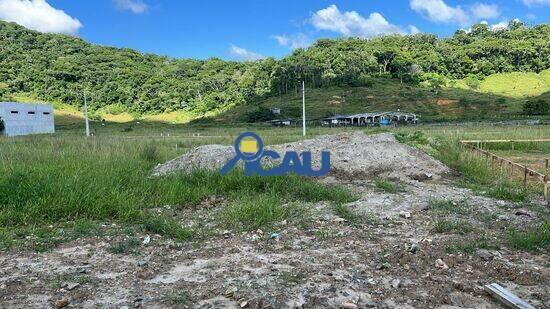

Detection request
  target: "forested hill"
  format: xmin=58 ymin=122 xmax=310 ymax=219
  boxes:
xmin=0 ymin=20 xmax=549 ymax=116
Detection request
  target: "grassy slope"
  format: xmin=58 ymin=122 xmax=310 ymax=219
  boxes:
xmin=478 ymin=70 xmax=550 ymax=98
xmin=216 ymin=70 xmax=550 ymax=123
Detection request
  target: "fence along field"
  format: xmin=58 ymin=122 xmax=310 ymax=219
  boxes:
xmin=460 ymin=139 xmax=550 ymax=200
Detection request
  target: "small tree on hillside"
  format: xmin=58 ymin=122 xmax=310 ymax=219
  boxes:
xmin=523 ymin=99 xmax=549 ymax=115
xmin=246 ymin=106 xmax=276 ymax=123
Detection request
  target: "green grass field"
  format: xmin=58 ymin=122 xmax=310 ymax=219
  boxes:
xmin=1 ymin=122 xmax=548 ymax=252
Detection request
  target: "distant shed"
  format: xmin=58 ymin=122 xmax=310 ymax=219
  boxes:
xmin=321 ymin=111 xmax=419 ymax=127
xmin=0 ymin=102 xmax=55 ymax=137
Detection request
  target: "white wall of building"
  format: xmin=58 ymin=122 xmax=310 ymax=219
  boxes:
xmin=0 ymin=102 xmax=55 ymax=137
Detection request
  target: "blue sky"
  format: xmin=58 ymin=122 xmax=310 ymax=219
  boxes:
xmin=0 ymin=0 xmax=549 ymax=60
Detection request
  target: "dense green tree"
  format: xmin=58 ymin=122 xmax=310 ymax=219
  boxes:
xmin=0 ymin=20 xmax=548 ymax=115
xmin=523 ymin=99 xmax=549 ymax=115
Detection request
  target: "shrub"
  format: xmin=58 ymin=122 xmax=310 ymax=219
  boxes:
xmin=359 ymin=74 xmax=375 ymax=87
xmin=523 ymin=99 xmax=549 ymax=115
xmin=464 ymin=76 xmax=481 ymax=90
xmin=395 ymin=131 xmax=429 ymax=146
xmin=246 ymin=106 xmax=276 ymax=123
xmin=102 ymin=103 xmax=128 ymax=115
xmin=418 ymin=73 xmax=448 ymax=89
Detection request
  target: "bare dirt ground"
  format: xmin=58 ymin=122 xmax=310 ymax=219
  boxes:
xmin=1 ymin=133 xmax=548 ymax=308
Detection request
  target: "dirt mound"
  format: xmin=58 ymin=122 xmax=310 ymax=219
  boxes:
xmin=153 ymin=132 xmax=450 ymax=179
xmin=153 ymin=144 xmax=234 ymax=176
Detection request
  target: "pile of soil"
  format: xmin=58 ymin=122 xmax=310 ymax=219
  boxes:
xmin=153 ymin=132 xmax=450 ymax=179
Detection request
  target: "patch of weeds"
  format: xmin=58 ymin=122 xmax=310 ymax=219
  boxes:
xmin=374 ymin=178 xmax=405 ymax=193
xmin=508 ymin=221 xmax=550 ymax=252
xmin=427 ymin=199 xmax=471 ymax=215
xmin=48 ymin=273 xmax=93 ymax=290
xmin=395 ymin=131 xmax=429 ymax=146
xmin=434 ymin=139 xmax=529 ymax=202
xmin=332 ymin=204 xmax=362 ymax=225
xmin=446 ymin=237 xmax=500 ymax=254
xmin=433 ymin=220 xmax=473 ymax=235
xmin=165 ymin=291 xmax=193 ymax=306
xmin=477 ymin=211 xmax=499 ymax=223
xmin=140 ymin=143 xmax=159 ymax=163
xmin=109 ymin=237 xmax=141 ymax=254
xmin=24 ymin=226 xmax=67 ymax=252
xmin=285 ymin=202 xmax=313 ymax=229
xmin=221 ymin=194 xmax=289 ymax=231
xmin=485 ymin=182 xmax=527 ymax=202
xmin=141 ymin=215 xmax=193 ymax=241
xmin=0 ymin=222 xmax=103 ymax=252
xmin=73 ymin=220 xmax=102 ymax=238
xmin=315 ymin=228 xmax=339 ymax=240
xmin=279 ymin=271 xmax=306 ymax=285
xmin=0 ymin=228 xmax=16 ymax=250
xmin=74 ymin=274 xmax=93 ymax=285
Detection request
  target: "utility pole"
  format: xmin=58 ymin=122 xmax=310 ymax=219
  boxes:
xmin=84 ymin=92 xmax=90 ymax=137
xmin=302 ymin=81 xmax=306 ymax=137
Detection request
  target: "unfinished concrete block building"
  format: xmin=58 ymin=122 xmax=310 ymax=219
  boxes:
xmin=0 ymin=102 xmax=55 ymax=137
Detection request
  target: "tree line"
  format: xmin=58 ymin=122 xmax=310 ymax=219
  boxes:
xmin=0 ymin=20 xmax=548 ymax=115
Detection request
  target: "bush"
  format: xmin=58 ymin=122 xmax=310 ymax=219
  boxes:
xmin=101 ymin=103 xmax=128 ymax=115
xmin=395 ymin=131 xmax=429 ymax=146
xmin=464 ymin=76 xmax=481 ymax=90
xmin=359 ymin=74 xmax=375 ymax=87
xmin=0 ymin=117 xmax=4 ymax=133
xmin=523 ymin=99 xmax=549 ymax=115
xmin=418 ymin=73 xmax=448 ymax=89
xmin=246 ymin=106 xmax=276 ymax=123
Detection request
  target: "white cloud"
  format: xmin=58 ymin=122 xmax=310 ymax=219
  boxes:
xmin=272 ymin=33 xmax=311 ymax=49
xmin=470 ymin=3 xmax=500 ymax=19
xmin=408 ymin=25 xmax=421 ymax=35
xmin=310 ymin=5 xmax=417 ymax=38
xmin=490 ymin=20 xmax=508 ymax=31
xmin=229 ymin=45 xmax=265 ymax=61
xmin=522 ymin=0 xmax=550 ymax=7
xmin=461 ymin=19 xmax=520 ymax=33
xmin=0 ymin=0 xmax=82 ymax=34
xmin=115 ymin=0 xmax=148 ymax=14
xmin=410 ymin=0 xmax=469 ymax=25
xmin=410 ymin=0 xmax=500 ymax=25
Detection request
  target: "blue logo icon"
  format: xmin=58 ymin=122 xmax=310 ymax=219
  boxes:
xmin=220 ymin=132 xmax=331 ymax=176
